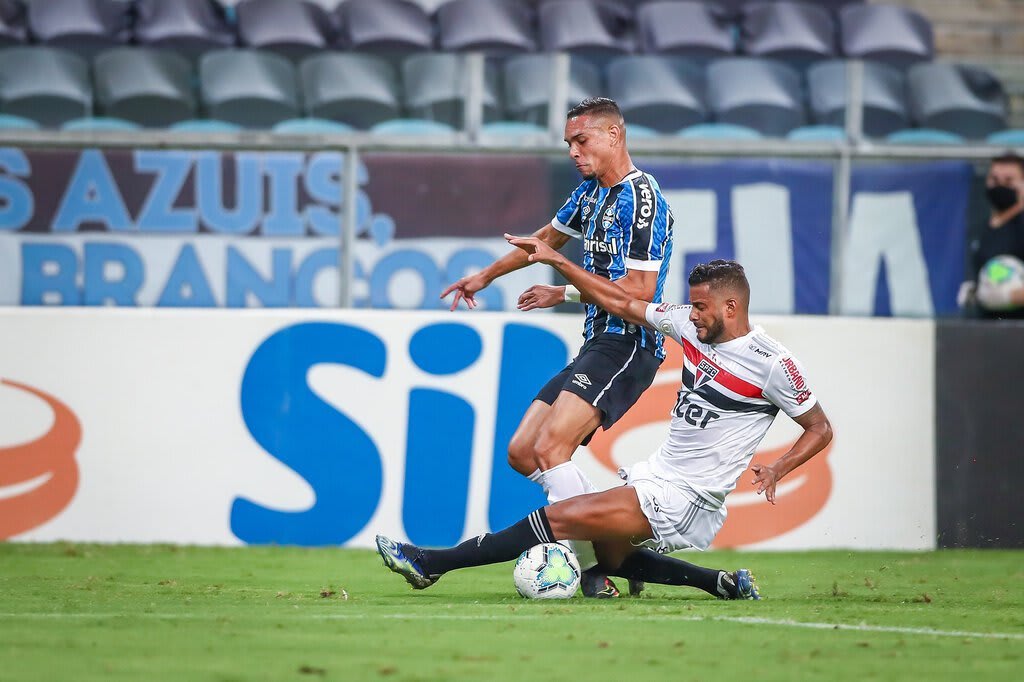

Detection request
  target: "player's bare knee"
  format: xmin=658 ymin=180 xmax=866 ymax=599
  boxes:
xmin=506 ymin=438 xmax=537 ymax=476
xmin=531 ymin=432 xmax=572 ymax=471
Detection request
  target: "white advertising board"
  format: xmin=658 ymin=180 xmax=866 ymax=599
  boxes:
xmin=0 ymin=309 xmax=935 ymax=549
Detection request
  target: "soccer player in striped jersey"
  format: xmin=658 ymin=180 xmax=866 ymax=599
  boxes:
xmin=441 ymin=98 xmax=674 ymax=598
xmin=379 ymin=253 xmax=832 ymax=601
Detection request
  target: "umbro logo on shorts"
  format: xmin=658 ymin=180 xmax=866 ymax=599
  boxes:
xmin=572 ymin=373 xmax=592 ymax=389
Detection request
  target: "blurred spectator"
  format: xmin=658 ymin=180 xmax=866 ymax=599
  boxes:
xmin=958 ymin=152 xmax=1024 ymax=319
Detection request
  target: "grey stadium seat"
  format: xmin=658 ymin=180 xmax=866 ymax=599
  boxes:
xmin=707 ymin=58 xmax=805 ymax=136
xmin=839 ymin=4 xmax=933 ymax=65
xmin=0 ymin=46 xmax=91 ymax=127
xmin=93 ymin=48 xmax=196 ymax=127
xmin=740 ymin=1 xmax=837 ymax=60
xmin=336 ymin=0 xmax=433 ymax=52
xmin=503 ymin=54 xmax=602 ymax=125
xmin=402 ymin=52 xmax=501 ymax=128
xmin=538 ymin=0 xmax=632 ymax=55
xmin=27 ymin=0 xmax=131 ymax=51
xmin=300 ymin=52 xmax=400 ymax=129
xmin=436 ymin=0 xmax=536 ymax=54
xmin=199 ymin=49 xmax=299 ymax=129
xmin=0 ymin=0 xmax=27 ymax=47
xmin=133 ymin=0 xmax=235 ymax=56
xmin=806 ymin=60 xmax=908 ymax=137
xmin=636 ymin=1 xmax=734 ymax=57
xmin=607 ymin=55 xmax=707 ymax=133
xmin=907 ymin=62 xmax=1008 ymax=139
xmin=235 ymin=0 xmax=335 ymax=59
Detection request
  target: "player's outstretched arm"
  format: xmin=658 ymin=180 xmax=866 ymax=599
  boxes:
xmin=505 ymin=233 xmax=651 ymax=328
xmin=751 ymin=403 xmax=833 ymax=505
xmin=440 ymin=224 xmax=570 ymax=311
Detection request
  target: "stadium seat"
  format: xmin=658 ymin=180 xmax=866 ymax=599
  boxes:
xmin=300 ymin=52 xmax=401 ymax=129
xmin=27 ymin=0 xmax=131 ymax=52
xmin=987 ymin=129 xmax=1024 ymax=146
xmin=0 ymin=46 xmax=91 ymax=127
xmin=607 ymin=55 xmax=707 ymax=133
xmin=402 ymin=53 xmax=501 ymax=128
xmin=93 ymin=48 xmax=196 ymax=127
xmin=235 ymin=0 xmax=335 ymax=59
xmin=199 ymin=49 xmax=300 ymax=129
xmin=436 ymin=0 xmax=536 ymax=54
xmin=502 ymin=54 xmax=602 ymax=125
xmin=839 ymin=4 xmax=933 ymax=65
xmin=907 ymin=63 xmax=1008 ymax=140
xmin=477 ymin=120 xmax=549 ymax=144
xmin=538 ymin=0 xmax=632 ymax=55
xmin=370 ymin=119 xmax=456 ymax=135
xmin=886 ymin=128 xmax=964 ymax=145
xmin=335 ymin=0 xmax=433 ymax=52
xmin=787 ymin=125 xmax=846 ymax=141
xmin=636 ymin=1 xmax=734 ymax=57
xmin=806 ymin=60 xmax=909 ymax=138
xmin=273 ymin=118 xmax=354 ymax=134
xmin=678 ymin=122 xmax=763 ymax=139
xmin=706 ymin=58 xmax=805 ymax=136
xmin=133 ymin=0 xmax=235 ymax=57
xmin=0 ymin=112 xmax=37 ymax=129
xmin=61 ymin=116 xmax=140 ymax=131
xmin=740 ymin=1 xmax=837 ymax=60
xmin=0 ymin=0 xmax=27 ymax=47
xmin=169 ymin=118 xmax=243 ymax=132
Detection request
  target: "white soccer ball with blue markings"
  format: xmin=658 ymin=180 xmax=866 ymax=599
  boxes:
xmin=513 ymin=543 xmax=581 ymax=599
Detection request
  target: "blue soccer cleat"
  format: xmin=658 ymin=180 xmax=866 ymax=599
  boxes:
xmin=715 ymin=568 xmax=761 ymax=600
xmin=375 ymin=535 xmax=438 ymax=590
xmin=733 ymin=568 xmax=761 ymax=600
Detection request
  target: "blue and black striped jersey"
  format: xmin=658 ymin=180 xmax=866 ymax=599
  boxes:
xmin=552 ymin=168 xmax=674 ymax=359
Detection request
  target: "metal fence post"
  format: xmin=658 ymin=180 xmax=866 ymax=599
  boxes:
xmin=340 ymin=144 xmax=360 ymax=309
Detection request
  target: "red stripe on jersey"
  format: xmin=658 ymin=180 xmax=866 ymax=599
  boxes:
xmin=681 ymin=338 xmax=764 ymax=399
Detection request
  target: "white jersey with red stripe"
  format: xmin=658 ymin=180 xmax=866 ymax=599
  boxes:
xmin=642 ymin=303 xmax=818 ymax=509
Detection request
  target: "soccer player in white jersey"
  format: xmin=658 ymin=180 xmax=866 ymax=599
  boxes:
xmin=378 ymin=244 xmax=832 ymax=600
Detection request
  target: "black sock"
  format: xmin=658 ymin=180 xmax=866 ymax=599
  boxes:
xmin=612 ymin=549 xmax=730 ymax=598
xmin=416 ymin=508 xmax=555 ymax=576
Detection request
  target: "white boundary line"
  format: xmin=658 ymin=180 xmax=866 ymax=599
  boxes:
xmin=1 ymin=611 xmax=1021 ymax=641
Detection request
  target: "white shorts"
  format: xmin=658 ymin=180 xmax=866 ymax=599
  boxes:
xmin=619 ymin=460 xmax=727 ymax=554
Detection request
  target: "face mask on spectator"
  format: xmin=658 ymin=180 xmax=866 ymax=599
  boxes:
xmin=986 ymin=185 xmax=1019 ymax=211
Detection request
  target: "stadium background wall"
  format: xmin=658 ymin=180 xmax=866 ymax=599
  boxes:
xmin=935 ymin=320 xmax=1024 ymax=549
xmin=1 ymin=309 xmax=936 ymax=550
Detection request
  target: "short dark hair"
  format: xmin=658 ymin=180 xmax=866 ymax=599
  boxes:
xmin=991 ymin=151 xmax=1024 ymax=175
xmin=567 ymin=97 xmax=623 ymax=121
xmin=688 ymin=260 xmax=750 ymax=298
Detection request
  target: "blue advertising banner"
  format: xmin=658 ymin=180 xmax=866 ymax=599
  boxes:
xmin=0 ymin=149 xmax=973 ymax=316
xmin=641 ymin=159 xmax=835 ymax=315
xmin=846 ymin=161 xmax=972 ymax=317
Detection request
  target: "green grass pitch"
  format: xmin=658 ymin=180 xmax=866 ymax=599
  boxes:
xmin=0 ymin=543 xmax=1021 ymax=681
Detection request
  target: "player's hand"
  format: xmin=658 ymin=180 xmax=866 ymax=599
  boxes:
xmin=517 ymin=285 xmax=567 ymax=311
xmin=504 ymin=233 xmax=562 ymax=266
xmin=440 ymin=273 xmax=488 ymax=311
xmin=750 ymin=463 xmax=781 ymax=505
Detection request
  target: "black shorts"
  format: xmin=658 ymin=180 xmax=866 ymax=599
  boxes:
xmin=534 ymin=333 xmax=662 ymax=444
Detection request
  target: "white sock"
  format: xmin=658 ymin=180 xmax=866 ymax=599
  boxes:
xmin=539 ymin=461 xmax=599 ymax=570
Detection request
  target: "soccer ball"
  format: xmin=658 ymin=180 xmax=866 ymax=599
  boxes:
xmin=977 ymin=254 xmax=1024 ymax=311
xmin=513 ymin=543 xmax=581 ymax=599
